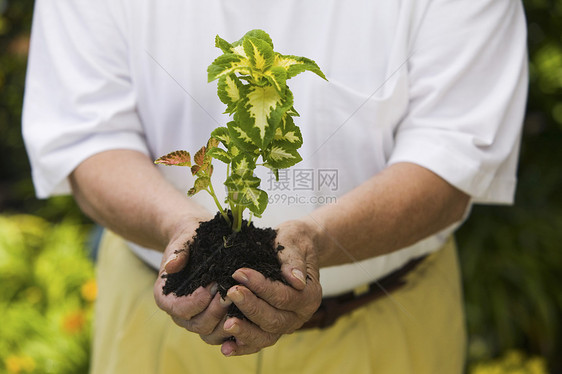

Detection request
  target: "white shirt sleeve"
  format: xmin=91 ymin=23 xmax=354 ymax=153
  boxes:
xmin=388 ymin=0 xmax=528 ymax=204
xmin=22 ymin=0 xmax=149 ymax=198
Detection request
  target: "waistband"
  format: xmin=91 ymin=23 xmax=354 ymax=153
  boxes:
xmin=299 ymin=254 xmax=427 ymax=330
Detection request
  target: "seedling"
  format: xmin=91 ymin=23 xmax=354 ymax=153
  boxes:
xmin=156 ymin=29 xmax=326 ymax=232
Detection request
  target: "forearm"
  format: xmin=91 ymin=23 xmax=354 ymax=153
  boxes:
xmin=306 ymin=162 xmax=470 ymax=267
xmin=69 ymin=149 xmax=211 ymax=251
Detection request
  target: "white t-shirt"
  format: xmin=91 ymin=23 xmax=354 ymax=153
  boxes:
xmin=23 ymin=0 xmax=528 ymax=296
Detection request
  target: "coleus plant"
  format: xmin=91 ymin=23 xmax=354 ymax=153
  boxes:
xmin=155 ymin=29 xmax=326 ymax=232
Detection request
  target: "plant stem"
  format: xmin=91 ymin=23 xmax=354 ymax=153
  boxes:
xmin=207 ymin=181 xmax=230 ymax=225
xmin=232 ymin=204 xmax=244 ymax=232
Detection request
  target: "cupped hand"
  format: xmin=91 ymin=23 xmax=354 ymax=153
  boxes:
xmin=217 ymin=219 xmax=323 ymax=356
xmin=153 ymin=215 xmax=232 ymax=337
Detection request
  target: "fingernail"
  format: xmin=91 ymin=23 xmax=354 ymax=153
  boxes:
xmin=232 ymin=270 xmax=249 ymax=283
xmin=228 ymin=288 xmax=244 ymax=303
xmin=222 ymin=345 xmax=235 ymax=357
xmin=220 ymin=297 xmax=232 ymax=307
xmin=224 ymin=318 xmax=239 ymax=333
xmin=163 ymin=254 xmax=178 ymax=272
xmin=209 ymin=283 xmax=218 ymax=296
xmin=292 ymin=269 xmax=307 ymax=286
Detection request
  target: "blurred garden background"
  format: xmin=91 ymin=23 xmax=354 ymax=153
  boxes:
xmin=1 ymin=0 xmax=561 ymax=373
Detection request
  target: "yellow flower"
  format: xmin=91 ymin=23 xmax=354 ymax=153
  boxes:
xmin=4 ymin=355 xmax=36 ymax=373
xmin=80 ymin=279 xmax=97 ymax=302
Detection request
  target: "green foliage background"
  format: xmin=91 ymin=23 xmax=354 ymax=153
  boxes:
xmin=0 ymin=0 xmax=561 ymax=373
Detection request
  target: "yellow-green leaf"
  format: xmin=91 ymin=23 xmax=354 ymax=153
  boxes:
xmin=187 ymin=176 xmax=210 ymax=196
xmin=208 ymin=53 xmax=251 ymax=82
xmin=207 ymin=137 xmax=219 ymax=149
xmin=263 ymin=66 xmax=287 ymax=93
xmin=236 ymin=29 xmax=274 ymax=49
xmin=217 ymin=74 xmax=245 ymax=114
xmin=243 ymin=37 xmax=274 ymax=72
xmin=237 ymin=85 xmax=293 ymax=148
xmin=211 ymin=127 xmax=231 ymax=148
xmin=207 ymin=147 xmax=231 ymax=164
xmin=215 ymin=35 xmax=233 ymax=53
xmin=274 ymin=53 xmax=327 ymax=80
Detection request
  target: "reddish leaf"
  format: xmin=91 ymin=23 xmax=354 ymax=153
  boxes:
xmin=194 ymin=146 xmax=207 ymax=166
xmin=154 ymin=150 xmax=191 ymax=166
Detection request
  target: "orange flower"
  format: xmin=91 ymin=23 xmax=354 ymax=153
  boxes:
xmin=62 ymin=310 xmax=86 ymax=334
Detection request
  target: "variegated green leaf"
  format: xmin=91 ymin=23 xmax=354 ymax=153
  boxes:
xmin=263 ymin=66 xmax=287 ymax=93
xmin=286 ymin=106 xmax=300 ymax=117
xmin=235 ymin=29 xmax=274 ymax=49
xmin=217 ymin=74 xmax=245 ymax=114
xmin=224 ymin=174 xmax=268 ymax=216
xmin=211 ymin=127 xmax=231 ymax=148
xmin=237 ymin=85 xmax=293 ymax=148
xmin=215 ymin=35 xmax=233 ymax=53
xmin=230 ymin=144 xmax=241 ymax=157
xmin=245 ymin=187 xmax=268 ymax=216
xmin=227 ymin=120 xmax=258 ymax=153
xmin=274 ymin=115 xmax=303 ymax=147
xmin=225 ymin=174 xmax=259 ymax=196
xmin=154 ymin=150 xmax=191 ymax=167
xmin=229 ymin=174 xmax=260 ymax=189
xmin=274 ymin=54 xmax=327 ymax=80
xmin=231 ymin=152 xmax=257 ymax=177
xmin=207 ymin=137 xmax=219 ymax=150
xmin=231 ymin=44 xmax=247 ymax=59
xmin=187 ymin=176 xmax=210 ymax=196
xmin=243 ymin=37 xmax=274 ymax=72
xmin=264 ymin=140 xmax=302 ymax=169
xmin=208 ymin=53 xmax=251 ymax=82
xmin=206 ymin=147 xmax=231 ymax=164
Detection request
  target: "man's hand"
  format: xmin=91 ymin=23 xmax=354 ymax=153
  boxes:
xmin=153 ymin=216 xmax=234 ymax=337
xmin=215 ymin=219 xmax=322 ymax=356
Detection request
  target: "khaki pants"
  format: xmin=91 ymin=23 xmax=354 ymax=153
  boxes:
xmin=91 ymin=231 xmax=466 ymax=374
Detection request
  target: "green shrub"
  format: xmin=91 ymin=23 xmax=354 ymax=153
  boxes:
xmin=0 ymin=215 xmax=94 ymax=374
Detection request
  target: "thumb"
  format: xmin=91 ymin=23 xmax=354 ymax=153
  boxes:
xmin=279 ymin=247 xmax=308 ymax=290
xmin=162 ymin=248 xmax=189 ymax=274
xmin=275 ymin=223 xmax=319 ymax=291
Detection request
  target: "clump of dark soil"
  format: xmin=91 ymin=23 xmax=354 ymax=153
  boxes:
xmin=162 ymin=211 xmax=285 ymax=319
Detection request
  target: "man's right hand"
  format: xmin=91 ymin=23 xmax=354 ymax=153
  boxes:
xmin=153 ymin=218 xmax=233 ymax=337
